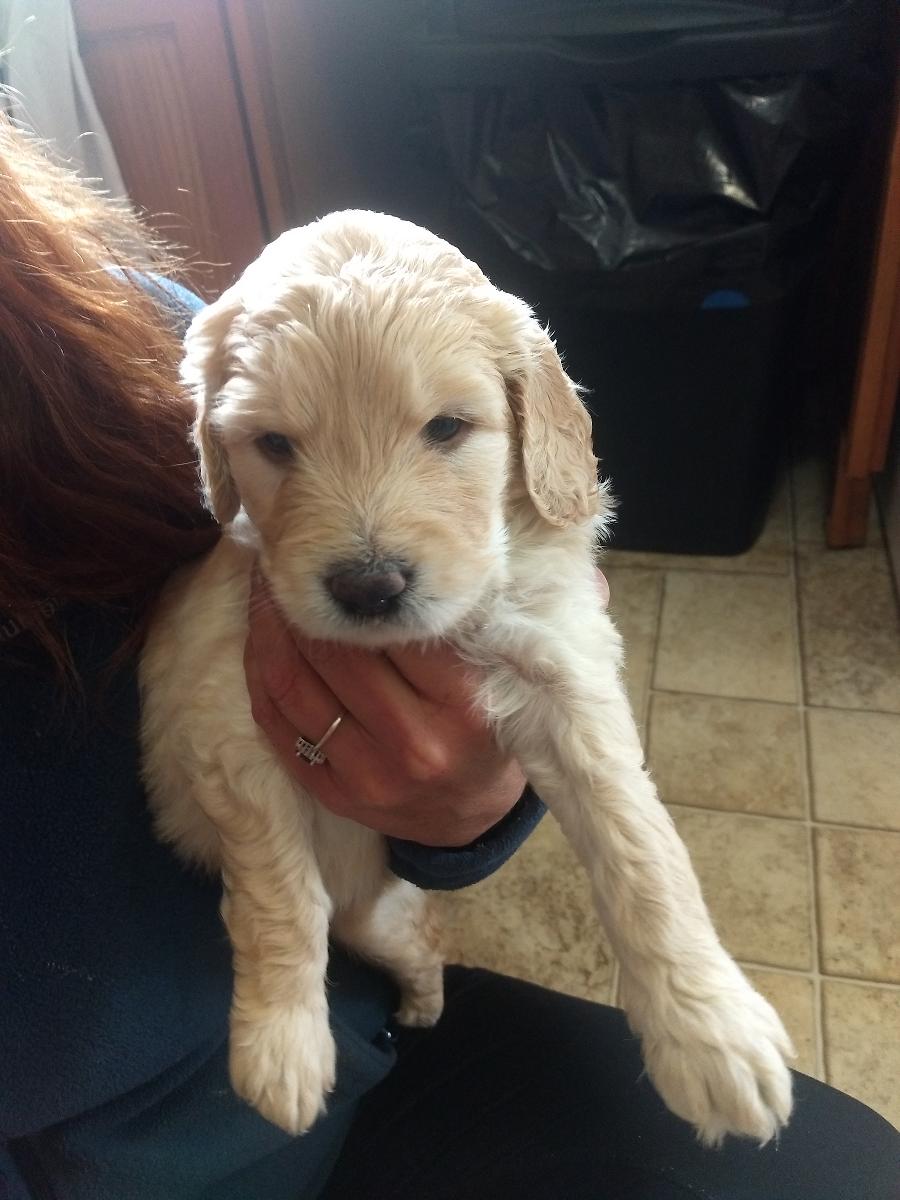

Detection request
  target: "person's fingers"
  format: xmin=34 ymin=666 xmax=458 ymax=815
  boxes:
xmin=243 ymin=631 xmax=309 ymax=763
xmin=244 ymin=630 xmax=385 ymax=809
xmin=248 ymin=576 xmax=348 ymax=731
xmin=385 ymin=639 xmax=484 ymax=710
xmin=294 ymin=635 xmax=437 ymax=749
xmin=246 ymin=574 xmax=385 ymax=774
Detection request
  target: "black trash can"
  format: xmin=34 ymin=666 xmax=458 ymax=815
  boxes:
xmin=315 ymin=0 xmax=884 ymax=553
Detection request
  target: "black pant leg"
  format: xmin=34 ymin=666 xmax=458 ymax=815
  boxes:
xmin=322 ymin=967 xmax=900 ymax=1200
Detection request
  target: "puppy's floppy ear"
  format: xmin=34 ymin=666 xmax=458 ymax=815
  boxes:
xmin=499 ymin=303 xmax=601 ymax=528
xmin=181 ymin=287 xmax=244 ymax=525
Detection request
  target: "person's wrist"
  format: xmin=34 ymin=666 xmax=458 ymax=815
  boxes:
xmin=439 ymin=760 xmax=527 ymax=848
xmin=401 ymin=782 xmax=535 ymax=854
xmin=386 ymin=786 xmax=546 ymax=891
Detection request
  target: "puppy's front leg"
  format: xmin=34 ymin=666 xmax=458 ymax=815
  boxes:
xmin=197 ymin=762 xmax=335 ymax=1135
xmin=470 ymin=605 xmax=794 ymax=1146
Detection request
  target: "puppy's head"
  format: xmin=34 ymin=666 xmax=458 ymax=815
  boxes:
xmin=183 ymin=211 xmax=603 ymax=645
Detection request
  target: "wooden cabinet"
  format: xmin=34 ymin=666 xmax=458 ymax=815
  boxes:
xmin=223 ymin=1 xmax=363 ymax=225
xmin=73 ymin=0 xmax=361 ymax=296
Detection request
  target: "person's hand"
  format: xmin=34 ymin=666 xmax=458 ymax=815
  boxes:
xmin=244 ymin=568 xmax=609 ymax=847
xmin=244 ymin=572 xmax=525 ymax=846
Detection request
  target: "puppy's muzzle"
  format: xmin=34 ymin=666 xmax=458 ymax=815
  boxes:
xmin=326 ymin=559 xmax=413 ymax=619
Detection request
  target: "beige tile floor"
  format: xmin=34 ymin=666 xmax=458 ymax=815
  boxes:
xmin=435 ymin=457 xmax=900 ymax=1130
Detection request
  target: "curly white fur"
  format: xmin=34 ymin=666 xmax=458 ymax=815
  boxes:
xmin=139 ymin=210 xmax=794 ymax=1143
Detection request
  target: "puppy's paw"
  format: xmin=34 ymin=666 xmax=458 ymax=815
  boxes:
xmin=229 ymin=1004 xmax=336 ymax=1135
xmin=395 ymin=966 xmax=445 ymax=1028
xmin=630 ymin=972 xmax=795 ymax=1146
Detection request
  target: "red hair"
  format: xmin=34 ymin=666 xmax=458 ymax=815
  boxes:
xmin=0 ymin=118 xmax=219 ymax=676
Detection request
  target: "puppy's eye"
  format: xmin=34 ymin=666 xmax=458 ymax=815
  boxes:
xmin=255 ymin=432 xmax=295 ymax=462
xmin=422 ymin=416 xmax=467 ymax=446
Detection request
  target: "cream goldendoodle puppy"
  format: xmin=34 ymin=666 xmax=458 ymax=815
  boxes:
xmin=140 ymin=210 xmax=794 ymax=1145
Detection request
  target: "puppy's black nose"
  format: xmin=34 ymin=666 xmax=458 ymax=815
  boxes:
xmin=326 ymin=561 xmax=411 ymax=618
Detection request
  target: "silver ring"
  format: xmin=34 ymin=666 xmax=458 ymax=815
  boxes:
xmin=295 ymin=714 xmax=343 ymax=766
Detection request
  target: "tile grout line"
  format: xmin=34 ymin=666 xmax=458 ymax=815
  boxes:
xmin=650 ymin=683 xmax=800 ymax=707
xmin=644 ymin=569 xmax=668 ymax=733
xmin=661 ymin=797 xmax=900 ymax=837
xmin=736 ymin=960 xmax=900 ymax=992
xmin=635 ymin=577 xmax=659 ymax=738
xmin=804 ymin=701 xmax=900 ymax=718
xmin=646 ymin=569 xmax=668 ymax=704
xmin=788 ymin=465 xmax=827 ymax=1083
xmin=650 ymin=682 xmax=900 ymax=718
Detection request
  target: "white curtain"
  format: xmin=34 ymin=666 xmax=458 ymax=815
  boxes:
xmin=1 ymin=0 xmax=126 ymax=196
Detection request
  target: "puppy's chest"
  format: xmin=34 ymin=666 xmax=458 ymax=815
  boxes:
xmin=311 ymin=806 xmax=388 ymax=913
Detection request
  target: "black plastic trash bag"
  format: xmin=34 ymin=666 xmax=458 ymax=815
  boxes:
xmin=421 ymin=71 xmax=862 ymax=308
